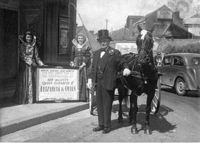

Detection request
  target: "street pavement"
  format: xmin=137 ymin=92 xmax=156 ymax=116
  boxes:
xmin=0 ymin=102 xmax=88 ymax=136
xmin=0 ymin=90 xmax=200 ymax=142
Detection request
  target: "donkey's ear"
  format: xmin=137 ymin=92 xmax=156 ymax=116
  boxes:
xmin=137 ymin=25 xmax=142 ymax=33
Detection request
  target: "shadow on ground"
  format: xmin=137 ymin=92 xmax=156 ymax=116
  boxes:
xmin=111 ymin=103 xmax=176 ymax=134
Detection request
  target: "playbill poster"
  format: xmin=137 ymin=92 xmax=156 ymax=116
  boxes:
xmin=36 ymin=68 xmax=79 ymax=101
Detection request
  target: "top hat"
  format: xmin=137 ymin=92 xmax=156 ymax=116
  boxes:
xmin=97 ymin=29 xmax=112 ymax=42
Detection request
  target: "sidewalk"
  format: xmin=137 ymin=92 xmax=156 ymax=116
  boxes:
xmin=0 ymin=102 xmax=89 ymax=136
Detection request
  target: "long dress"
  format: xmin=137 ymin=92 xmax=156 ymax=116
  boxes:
xmin=17 ymin=38 xmax=44 ymax=104
xmin=71 ymin=44 xmax=92 ymax=101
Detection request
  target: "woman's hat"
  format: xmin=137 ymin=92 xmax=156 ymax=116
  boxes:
xmin=97 ymin=29 xmax=112 ymax=42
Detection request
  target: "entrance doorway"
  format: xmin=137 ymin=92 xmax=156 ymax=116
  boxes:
xmin=0 ymin=8 xmax=18 ymax=106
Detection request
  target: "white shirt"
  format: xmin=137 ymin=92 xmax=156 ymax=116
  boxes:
xmin=100 ymin=51 xmax=105 ymax=58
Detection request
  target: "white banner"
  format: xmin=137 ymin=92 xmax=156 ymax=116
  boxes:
xmin=36 ymin=68 xmax=79 ymax=101
xmin=115 ymin=42 xmax=138 ymax=55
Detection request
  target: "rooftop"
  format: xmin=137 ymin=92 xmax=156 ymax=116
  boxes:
xmin=184 ymin=14 xmax=200 ymax=24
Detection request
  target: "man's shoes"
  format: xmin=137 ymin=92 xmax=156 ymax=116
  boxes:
xmin=93 ymin=126 xmax=104 ymax=132
xmin=102 ymin=127 xmax=111 ymax=134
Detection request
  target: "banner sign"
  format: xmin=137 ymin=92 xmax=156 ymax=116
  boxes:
xmin=36 ymin=68 xmax=79 ymax=101
xmin=115 ymin=42 xmax=138 ymax=55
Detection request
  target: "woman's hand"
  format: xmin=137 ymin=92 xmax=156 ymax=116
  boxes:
xmin=25 ymin=58 xmax=32 ymax=65
xmin=70 ymin=61 xmax=75 ymax=67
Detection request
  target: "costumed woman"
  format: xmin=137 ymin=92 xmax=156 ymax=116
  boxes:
xmin=70 ymin=33 xmax=92 ymax=101
xmin=17 ymin=31 xmax=45 ymax=104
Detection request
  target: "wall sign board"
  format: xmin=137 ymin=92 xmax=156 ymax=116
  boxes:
xmin=36 ymin=67 xmax=79 ymax=101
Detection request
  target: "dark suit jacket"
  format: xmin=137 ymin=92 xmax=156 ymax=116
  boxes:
xmin=91 ymin=47 xmax=121 ymax=91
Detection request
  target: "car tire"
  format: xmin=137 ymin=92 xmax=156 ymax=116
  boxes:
xmin=175 ymin=77 xmax=186 ymax=96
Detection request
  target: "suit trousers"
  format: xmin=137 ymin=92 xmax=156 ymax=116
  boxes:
xmin=96 ymin=78 xmax=114 ymax=128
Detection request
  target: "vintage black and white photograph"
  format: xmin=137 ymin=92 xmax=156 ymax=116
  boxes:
xmin=0 ymin=0 xmax=200 ymax=142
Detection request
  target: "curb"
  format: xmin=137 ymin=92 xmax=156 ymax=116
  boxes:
xmin=0 ymin=103 xmax=89 ymax=136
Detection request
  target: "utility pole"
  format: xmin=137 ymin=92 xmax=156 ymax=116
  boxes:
xmin=106 ymin=19 xmax=108 ymax=30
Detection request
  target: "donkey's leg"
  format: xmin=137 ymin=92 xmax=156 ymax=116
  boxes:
xmin=128 ymin=91 xmax=133 ymax=123
xmin=144 ymin=90 xmax=155 ymax=134
xmin=131 ymin=94 xmax=138 ymax=134
xmin=118 ymin=87 xmax=125 ymax=123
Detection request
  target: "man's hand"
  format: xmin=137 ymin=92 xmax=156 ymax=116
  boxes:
xmin=87 ymin=78 xmax=92 ymax=89
xmin=123 ymin=68 xmax=131 ymax=76
xmin=79 ymin=62 xmax=86 ymax=70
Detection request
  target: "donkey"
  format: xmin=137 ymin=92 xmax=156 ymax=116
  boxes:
xmin=117 ymin=25 xmax=158 ymax=134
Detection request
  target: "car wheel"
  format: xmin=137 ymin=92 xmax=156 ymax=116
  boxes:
xmin=175 ymin=77 xmax=186 ymax=96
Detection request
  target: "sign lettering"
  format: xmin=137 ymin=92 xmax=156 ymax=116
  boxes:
xmin=36 ymin=68 xmax=79 ymax=101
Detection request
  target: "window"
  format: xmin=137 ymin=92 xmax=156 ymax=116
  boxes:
xmin=192 ymin=57 xmax=200 ymax=65
xmin=173 ymin=57 xmax=184 ymax=66
xmin=163 ymin=56 xmax=171 ymax=65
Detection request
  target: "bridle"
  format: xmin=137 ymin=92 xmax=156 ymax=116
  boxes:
xmin=137 ymin=32 xmax=154 ymax=65
xmin=119 ymin=54 xmax=145 ymax=90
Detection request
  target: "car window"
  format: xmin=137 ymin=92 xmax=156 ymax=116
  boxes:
xmin=173 ymin=57 xmax=184 ymax=66
xmin=163 ymin=56 xmax=171 ymax=65
xmin=192 ymin=57 xmax=200 ymax=65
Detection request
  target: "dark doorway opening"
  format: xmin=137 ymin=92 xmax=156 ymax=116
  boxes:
xmin=0 ymin=8 xmax=18 ymax=107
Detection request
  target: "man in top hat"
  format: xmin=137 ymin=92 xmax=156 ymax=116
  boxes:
xmin=87 ymin=29 xmax=130 ymax=134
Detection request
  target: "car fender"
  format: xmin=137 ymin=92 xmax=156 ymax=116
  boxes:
xmin=173 ymin=72 xmax=189 ymax=90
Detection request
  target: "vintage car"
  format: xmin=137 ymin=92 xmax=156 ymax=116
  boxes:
xmin=159 ymin=53 xmax=200 ymax=96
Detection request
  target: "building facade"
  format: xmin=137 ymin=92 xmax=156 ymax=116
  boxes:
xmin=133 ymin=5 xmax=192 ymax=39
xmin=184 ymin=14 xmax=200 ymax=37
xmin=0 ymin=0 xmax=77 ymax=99
xmin=125 ymin=16 xmax=143 ymax=29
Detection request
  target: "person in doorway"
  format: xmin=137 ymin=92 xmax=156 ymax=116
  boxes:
xmin=87 ymin=29 xmax=130 ymax=134
xmin=70 ymin=33 xmax=92 ymax=101
xmin=16 ymin=31 xmax=45 ymax=104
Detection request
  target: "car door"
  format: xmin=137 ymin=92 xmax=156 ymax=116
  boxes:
xmin=169 ymin=56 xmax=185 ymax=86
xmin=191 ymin=57 xmax=200 ymax=90
xmin=160 ymin=56 xmax=172 ymax=86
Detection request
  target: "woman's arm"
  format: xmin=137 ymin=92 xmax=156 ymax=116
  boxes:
xmin=71 ymin=46 xmax=75 ymax=61
xmin=84 ymin=46 xmax=92 ymax=68
xmin=69 ymin=46 xmax=76 ymax=67
xmin=34 ymin=46 xmax=44 ymax=66
xmin=19 ymin=44 xmax=33 ymax=65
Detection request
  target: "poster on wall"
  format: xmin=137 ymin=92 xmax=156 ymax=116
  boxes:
xmin=59 ymin=17 xmax=69 ymax=55
xmin=36 ymin=68 xmax=79 ymax=101
xmin=60 ymin=29 xmax=69 ymax=49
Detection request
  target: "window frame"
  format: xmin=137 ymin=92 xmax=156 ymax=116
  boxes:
xmin=163 ymin=56 xmax=172 ymax=66
xmin=172 ymin=56 xmax=185 ymax=66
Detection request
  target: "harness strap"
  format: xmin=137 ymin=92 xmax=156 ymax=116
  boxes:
xmin=131 ymin=55 xmax=147 ymax=84
xmin=119 ymin=73 xmax=130 ymax=90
